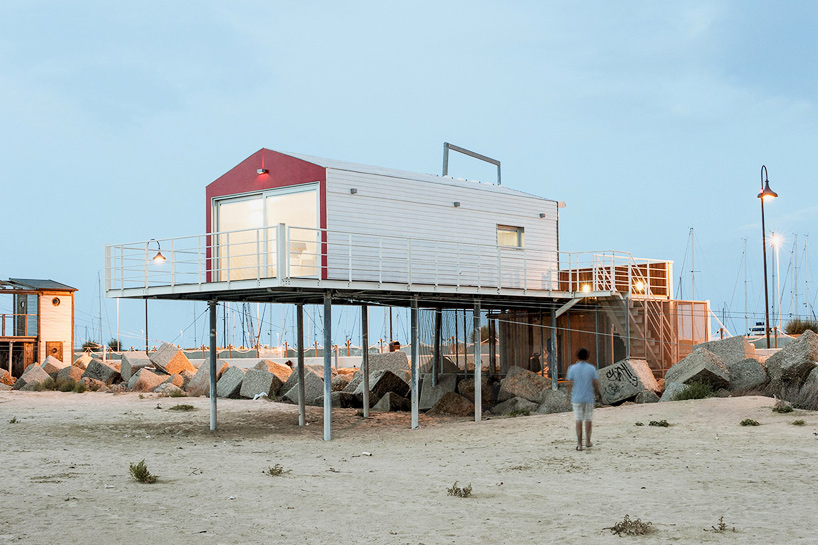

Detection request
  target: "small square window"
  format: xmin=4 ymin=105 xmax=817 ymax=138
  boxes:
xmin=497 ymin=225 xmax=524 ymax=248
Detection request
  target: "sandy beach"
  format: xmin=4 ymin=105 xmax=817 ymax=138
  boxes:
xmin=1 ymin=391 xmax=816 ymax=544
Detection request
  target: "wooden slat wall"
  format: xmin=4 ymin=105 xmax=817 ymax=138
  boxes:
xmin=38 ymin=292 xmax=73 ymax=364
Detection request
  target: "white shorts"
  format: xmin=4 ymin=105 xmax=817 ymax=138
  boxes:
xmin=572 ymin=402 xmax=594 ymax=422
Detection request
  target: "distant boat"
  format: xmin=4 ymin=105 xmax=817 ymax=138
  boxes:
xmin=747 ymin=321 xmax=766 ymax=337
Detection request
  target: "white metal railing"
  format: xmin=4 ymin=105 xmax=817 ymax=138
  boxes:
xmin=105 ymin=226 xmax=672 ymax=297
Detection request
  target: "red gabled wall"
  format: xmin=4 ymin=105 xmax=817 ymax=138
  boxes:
xmin=205 ymin=149 xmax=328 ymax=281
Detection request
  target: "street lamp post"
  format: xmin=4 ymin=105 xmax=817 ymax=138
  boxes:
xmin=758 ymin=165 xmax=778 ymax=349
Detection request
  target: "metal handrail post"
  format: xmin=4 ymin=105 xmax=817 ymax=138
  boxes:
xmin=170 ymin=239 xmax=176 ymax=287
xmin=143 ymin=242 xmax=149 ymax=288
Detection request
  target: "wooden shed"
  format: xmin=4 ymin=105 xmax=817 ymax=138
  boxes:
xmin=0 ymin=278 xmax=76 ymax=377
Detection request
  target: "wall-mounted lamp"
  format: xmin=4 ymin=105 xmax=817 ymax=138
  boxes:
xmin=257 ymin=168 xmax=269 ymax=175
xmin=581 ymin=284 xmax=591 ymax=293
xmin=634 ymin=280 xmax=645 ymax=292
xmin=149 ymin=239 xmax=166 ymax=263
xmin=539 ymin=213 xmax=546 ymax=218
xmin=453 ymin=201 xmax=461 ymax=207
xmin=350 ymin=188 xmax=358 ymax=194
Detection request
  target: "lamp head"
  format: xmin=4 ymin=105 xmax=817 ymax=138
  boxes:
xmin=757 ymin=180 xmax=778 ymax=201
xmin=152 ymin=251 xmax=166 ymax=263
xmin=635 ymin=280 xmax=645 ymax=292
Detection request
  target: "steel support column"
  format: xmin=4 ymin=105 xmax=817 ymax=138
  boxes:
xmin=432 ymin=308 xmax=442 ymax=386
xmin=208 ymin=300 xmax=217 ymax=431
xmin=361 ymin=303 xmax=370 ymax=418
xmin=550 ymin=310 xmax=558 ymax=390
xmin=323 ymin=293 xmax=332 ymax=441
xmin=410 ymin=296 xmax=419 ymax=429
xmin=296 ymin=303 xmax=306 ymax=427
xmin=473 ymin=300 xmax=482 ymax=422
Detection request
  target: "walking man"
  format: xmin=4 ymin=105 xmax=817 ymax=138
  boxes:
xmin=565 ymin=348 xmax=600 ymax=451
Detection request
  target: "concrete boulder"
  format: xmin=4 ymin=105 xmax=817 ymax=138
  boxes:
xmin=492 ymin=396 xmax=538 ymax=415
xmin=635 ymin=390 xmax=660 ymax=404
xmin=342 ymin=371 xmax=363 ymax=393
xmin=164 ymin=373 xmax=185 ymax=388
xmin=307 ymin=364 xmax=337 ymax=378
xmin=331 ymin=375 xmax=350 ymax=392
xmin=0 ymin=369 xmax=14 ymax=386
xmin=150 ymin=342 xmax=195 ymax=375
xmin=132 ymin=369 xmax=166 ymax=392
xmin=368 ymin=351 xmax=411 ymax=374
xmin=82 ymin=359 xmax=121 ymax=385
xmin=73 ymin=353 xmax=92 ymax=370
xmin=497 ymin=366 xmax=550 ymax=403
xmin=41 ymin=356 xmax=69 ymax=377
xmin=216 ymin=366 xmax=245 ymax=398
xmin=457 ymin=376 xmax=493 ymax=406
xmin=427 ymin=392 xmax=474 ymax=416
xmin=803 ymin=367 xmax=818 ymax=389
xmin=664 ymin=349 xmax=729 ymax=389
xmin=120 ymin=353 xmax=152 ymax=382
xmin=281 ymin=365 xmax=322 ymax=395
xmin=694 ymin=336 xmax=756 ymax=367
xmin=282 ymin=371 xmax=325 ymax=406
xmin=419 ymin=373 xmax=457 ymax=410
xmin=154 ymin=383 xmax=182 ymax=396
xmin=81 ymin=377 xmax=109 ymax=391
xmin=13 ymin=365 xmax=50 ymax=390
xmin=535 ymin=388 xmax=570 ymax=414
xmin=764 ymin=330 xmax=818 ymax=388
xmin=254 ymin=360 xmax=292 ymax=393
xmin=372 ymin=392 xmax=411 ymax=412
xmin=727 ymin=358 xmax=768 ymax=392
xmin=56 ymin=365 xmax=83 ymax=386
xmin=185 ymin=360 xmax=229 ymax=396
xmin=659 ymin=382 xmax=688 ymax=402
xmin=419 ymin=356 xmax=460 ymax=374
xmin=353 ymin=370 xmax=409 ymax=405
xmin=597 ymin=359 xmax=658 ymax=404
xmin=240 ymin=369 xmax=278 ymax=399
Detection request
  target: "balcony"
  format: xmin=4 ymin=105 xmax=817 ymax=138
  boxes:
xmin=105 ymin=225 xmax=671 ymax=302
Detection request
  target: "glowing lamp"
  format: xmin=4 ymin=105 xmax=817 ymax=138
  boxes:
xmin=257 ymin=168 xmax=269 ymax=175
xmin=581 ymin=284 xmax=591 ymax=293
xmin=149 ymin=239 xmax=166 ymax=263
xmin=635 ymin=280 xmax=645 ymax=292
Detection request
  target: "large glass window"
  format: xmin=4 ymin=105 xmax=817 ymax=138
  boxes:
xmin=215 ymin=185 xmax=318 ymax=281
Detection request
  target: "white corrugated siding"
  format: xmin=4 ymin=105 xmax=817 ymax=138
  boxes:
xmin=324 ymin=169 xmax=559 ymax=290
xmin=38 ymin=294 xmax=72 ymax=363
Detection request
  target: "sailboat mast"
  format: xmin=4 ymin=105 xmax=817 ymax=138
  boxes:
xmin=806 ymin=235 xmax=811 ymax=318
xmin=793 ymin=234 xmax=799 ymax=320
xmin=689 ymin=228 xmax=695 ymax=300
xmin=744 ymin=238 xmax=750 ymax=334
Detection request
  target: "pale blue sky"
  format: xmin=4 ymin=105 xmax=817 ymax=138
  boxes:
xmin=1 ymin=1 xmax=816 ymax=347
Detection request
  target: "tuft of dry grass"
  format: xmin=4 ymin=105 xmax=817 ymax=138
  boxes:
xmin=168 ymin=404 xmax=195 ymax=412
xmin=129 ymin=460 xmax=157 ymax=483
xmin=649 ymin=420 xmax=669 ymax=427
xmin=265 ymin=464 xmax=289 ymax=477
xmin=740 ymin=419 xmax=760 ymax=427
xmin=447 ymin=481 xmax=472 ymax=498
xmin=792 ymin=419 xmax=806 ymax=426
xmin=605 ymin=514 xmax=655 ymax=536
xmin=772 ymin=399 xmax=794 ymax=413
xmin=710 ymin=516 xmax=736 ymax=533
